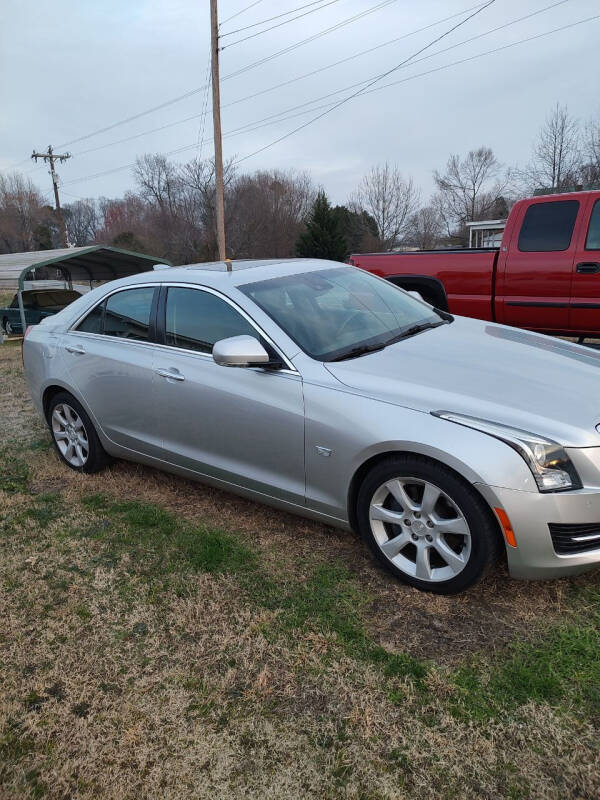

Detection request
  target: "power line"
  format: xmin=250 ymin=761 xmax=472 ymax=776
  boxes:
xmin=56 ymin=0 xmax=398 ymax=150
xmin=196 ymin=52 xmax=212 ymax=155
xmin=235 ymin=0 xmax=498 ymax=164
xmin=59 ymin=13 xmax=599 ymax=188
xmin=220 ymin=0 xmax=267 ymax=26
xmin=221 ymin=0 xmax=344 ymax=49
xmin=69 ymin=2 xmax=489 ymax=160
xmin=220 ymin=0 xmax=336 ymax=35
xmin=222 ymin=0 xmax=400 ymax=80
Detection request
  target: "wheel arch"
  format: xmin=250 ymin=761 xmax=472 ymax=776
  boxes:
xmin=42 ymin=383 xmax=72 ymax=421
xmin=346 ymin=448 xmax=504 ymax=546
xmin=386 ymin=274 xmax=449 ymax=311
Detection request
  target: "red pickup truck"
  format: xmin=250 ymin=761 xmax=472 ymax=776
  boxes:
xmin=350 ymin=190 xmax=600 ymax=338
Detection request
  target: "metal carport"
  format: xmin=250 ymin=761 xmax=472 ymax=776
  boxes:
xmin=0 ymin=246 xmax=170 ymax=333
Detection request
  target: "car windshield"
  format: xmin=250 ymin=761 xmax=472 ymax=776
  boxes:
xmin=240 ymin=267 xmax=445 ymax=361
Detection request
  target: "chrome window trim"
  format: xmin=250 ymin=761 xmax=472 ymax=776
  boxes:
xmin=67 ymin=281 xmax=298 ymax=374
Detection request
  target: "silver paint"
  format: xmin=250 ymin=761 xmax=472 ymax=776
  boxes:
xmin=22 ymin=258 xmax=600 ymax=581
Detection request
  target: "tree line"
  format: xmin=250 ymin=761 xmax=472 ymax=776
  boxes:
xmin=1 ymin=103 xmax=599 ymax=263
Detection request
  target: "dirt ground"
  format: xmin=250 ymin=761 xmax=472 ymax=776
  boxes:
xmin=1 ymin=340 xmax=599 ymax=800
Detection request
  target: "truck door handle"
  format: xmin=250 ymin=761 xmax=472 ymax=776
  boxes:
xmin=155 ymin=367 xmax=185 ymax=382
xmin=576 ymin=262 xmax=600 ymax=274
xmin=65 ymin=344 xmax=86 ymax=354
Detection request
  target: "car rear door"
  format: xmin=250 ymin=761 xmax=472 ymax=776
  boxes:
xmin=63 ymin=285 xmax=162 ymax=456
xmin=569 ymin=196 xmax=600 ymax=334
xmin=500 ymin=197 xmax=580 ymax=332
xmin=152 ymin=285 xmax=305 ymax=506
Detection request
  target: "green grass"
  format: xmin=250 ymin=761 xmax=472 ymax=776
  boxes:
xmin=80 ymin=494 xmax=426 ymax=682
xmin=80 ymin=494 xmax=256 ymax=580
xmin=0 ymin=451 xmax=29 ymax=494
xmin=7 ymin=488 xmax=600 ymax=727
xmin=452 ymin=617 xmax=600 ymax=722
xmin=267 ymin=563 xmax=427 ymax=683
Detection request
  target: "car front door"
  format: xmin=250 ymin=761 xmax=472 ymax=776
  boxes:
xmin=153 ymin=285 xmax=305 ymax=506
xmin=501 ymin=198 xmax=580 ymax=332
xmin=569 ymin=196 xmax=600 ymax=334
xmin=63 ymin=285 xmax=162 ymax=456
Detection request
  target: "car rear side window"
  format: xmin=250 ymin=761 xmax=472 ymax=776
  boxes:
xmin=585 ymin=200 xmax=600 ymax=250
xmin=104 ymin=287 xmax=155 ymax=341
xmin=165 ymin=287 xmax=255 ymax=353
xmin=518 ymin=200 xmax=579 ymax=252
xmin=76 ymin=301 xmax=104 ymax=334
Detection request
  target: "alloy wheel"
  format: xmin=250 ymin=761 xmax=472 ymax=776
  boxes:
xmin=369 ymin=477 xmax=471 ymax=583
xmin=51 ymin=403 xmax=89 ymax=467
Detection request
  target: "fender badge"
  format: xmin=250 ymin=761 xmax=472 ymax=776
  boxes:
xmin=315 ymin=446 xmax=332 ymax=457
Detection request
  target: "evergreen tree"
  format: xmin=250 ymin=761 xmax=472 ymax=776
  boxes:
xmin=332 ymin=205 xmax=379 ymax=253
xmin=295 ymin=191 xmax=348 ymax=261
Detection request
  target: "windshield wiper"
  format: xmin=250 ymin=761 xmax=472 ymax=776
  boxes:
xmin=385 ymin=319 xmax=447 ymax=345
xmin=328 ymin=341 xmax=387 ymax=362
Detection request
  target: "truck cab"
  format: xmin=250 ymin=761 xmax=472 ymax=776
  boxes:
xmin=495 ymin=191 xmax=600 ymax=335
xmin=351 ymin=190 xmax=600 ymax=338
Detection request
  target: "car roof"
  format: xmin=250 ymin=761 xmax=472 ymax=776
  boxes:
xmin=109 ymin=257 xmax=347 ymax=290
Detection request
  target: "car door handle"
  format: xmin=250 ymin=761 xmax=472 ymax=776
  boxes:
xmin=65 ymin=344 xmax=86 ymax=354
xmin=576 ymin=262 xmax=600 ymax=274
xmin=155 ymin=368 xmax=185 ymax=381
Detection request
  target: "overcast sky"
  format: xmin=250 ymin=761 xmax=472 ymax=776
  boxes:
xmin=1 ymin=0 xmax=598 ymax=207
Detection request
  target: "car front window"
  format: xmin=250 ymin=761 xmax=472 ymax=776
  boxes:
xmin=240 ymin=267 xmax=442 ymax=361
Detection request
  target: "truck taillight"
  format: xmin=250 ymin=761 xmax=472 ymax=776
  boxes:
xmin=21 ymin=325 xmax=34 ymax=365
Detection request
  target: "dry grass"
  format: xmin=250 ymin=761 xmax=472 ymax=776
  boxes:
xmin=1 ymin=342 xmax=599 ymax=799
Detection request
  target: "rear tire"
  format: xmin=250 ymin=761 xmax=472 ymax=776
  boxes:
xmin=47 ymin=392 xmax=111 ymax=474
xmin=356 ymin=454 xmax=502 ymax=594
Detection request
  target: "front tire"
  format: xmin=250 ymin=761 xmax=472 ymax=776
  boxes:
xmin=356 ymin=455 xmax=502 ymax=594
xmin=48 ymin=392 xmax=111 ymax=474
xmin=2 ymin=318 xmax=13 ymax=335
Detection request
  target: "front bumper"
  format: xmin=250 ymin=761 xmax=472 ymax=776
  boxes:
xmin=476 ymin=478 xmax=600 ymax=579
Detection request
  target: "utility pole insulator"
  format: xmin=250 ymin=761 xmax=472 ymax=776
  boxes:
xmin=31 ymin=145 xmax=71 ymax=249
xmin=210 ymin=0 xmax=227 ymax=262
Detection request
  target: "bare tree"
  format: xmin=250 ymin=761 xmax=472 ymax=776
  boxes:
xmin=403 ymin=205 xmax=444 ymax=250
xmin=433 ymin=147 xmax=510 ymax=243
xmin=228 ymin=169 xmax=314 ymax=258
xmin=521 ymin=104 xmax=581 ymax=192
xmin=581 ymin=114 xmax=600 ymax=187
xmin=353 ymin=163 xmax=420 ymax=250
xmin=64 ymin=198 xmax=99 ymax=246
xmin=0 ymin=171 xmax=56 ymax=253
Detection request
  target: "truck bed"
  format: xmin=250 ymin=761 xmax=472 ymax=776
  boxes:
xmin=350 ymin=249 xmax=499 ymax=320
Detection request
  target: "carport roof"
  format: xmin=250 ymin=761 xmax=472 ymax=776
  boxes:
xmin=0 ymin=246 xmax=170 ymax=290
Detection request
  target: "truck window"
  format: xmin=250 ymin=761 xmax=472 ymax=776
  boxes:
xmin=585 ymin=199 xmax=600 ymax=250
xmin=518 ymin=200 xmax=579 ymax=252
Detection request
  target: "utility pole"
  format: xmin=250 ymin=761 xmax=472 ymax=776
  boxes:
xmin=31 ymin=145 xmax=71 ymax=248
xmin=210 ymin=0 xmax=227 ymax=263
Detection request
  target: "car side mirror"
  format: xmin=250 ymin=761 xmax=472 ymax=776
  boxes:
xmin=212 ymin=335 xmax=271 ymax=368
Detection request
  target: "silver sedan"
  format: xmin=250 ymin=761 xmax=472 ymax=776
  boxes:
xmin=23 ymin=258 xmax=600 ymax=593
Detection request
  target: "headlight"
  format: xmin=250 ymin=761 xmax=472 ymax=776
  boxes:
xmin=432 ymin=411 xmax=582 ymax=493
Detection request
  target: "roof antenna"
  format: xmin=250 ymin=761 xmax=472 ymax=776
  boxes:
xmin=224 ymin=258 xmax=232 ymax=272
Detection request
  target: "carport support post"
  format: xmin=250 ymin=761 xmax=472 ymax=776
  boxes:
xmin=17 ymin=289 xmax=27 ymax=334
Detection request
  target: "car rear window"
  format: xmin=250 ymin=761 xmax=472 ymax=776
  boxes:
xmin=76 ymin=302 xmax=104 ymax=334
xmin=104 ymin=288 xmax=155 ymax=341
xmin=518 ymin=200 xmax=579 ymax=252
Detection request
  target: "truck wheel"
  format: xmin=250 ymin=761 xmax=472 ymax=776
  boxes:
xmin=48 ymin=392 xmax=111 ymax=474
xmin=2 ymin=318 xmax=13 ymax=335
xmin=356 ymin=455 xmax=502 ymax=594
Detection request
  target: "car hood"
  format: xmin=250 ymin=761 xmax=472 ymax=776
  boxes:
xmin=324 ymin=316 xmax=600 ymax=447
